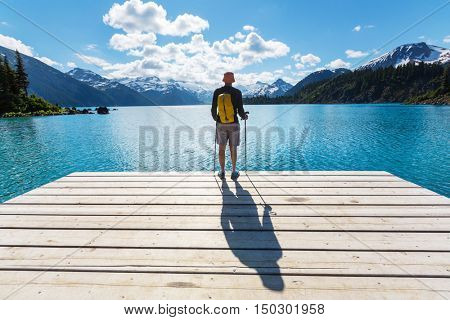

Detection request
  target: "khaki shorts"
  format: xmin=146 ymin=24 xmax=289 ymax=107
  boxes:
xmin=216 ymin=123 xmax=240 ymax=146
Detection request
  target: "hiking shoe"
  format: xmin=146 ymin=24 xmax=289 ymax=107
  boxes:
xmin=231 ymin=171 xmax=240 ymax=180
xmin=217 ymin=171 xmax=225 ymax=180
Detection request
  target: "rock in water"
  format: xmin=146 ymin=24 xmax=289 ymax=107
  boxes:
xmin=96 ymin=107 xmax=110 ymax=114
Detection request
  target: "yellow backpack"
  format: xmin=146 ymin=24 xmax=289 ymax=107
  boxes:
xmin=217 ymin=93 xmax=235 ymax=123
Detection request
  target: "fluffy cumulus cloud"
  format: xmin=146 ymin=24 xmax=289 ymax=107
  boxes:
xmin=345 ymin=49 xmax=368 ymax=58
xmin=444 ymin=35 xmax=450 ymax=43
xmin=234 ymin=32 xmax=246 ymax=40
xmin=291 ymin=53 xmax=321 ymax=66
xmin=99 ymin=31 xmax=289 ymax=87
xmin=110 ymin=32 xmax=157 ymax=51
xmin=325 ymin=58 xmax=351 ymax=69
xmin=77 ymin=2 xmax=292 ymax=88
xmin=0 ymin=33 xmax=33 ymax=56
xmin=103 ymin=0 xmax=208 ymax=36
xmin=353 ymin=25 xmax=361 ymax=32
xmin=300 ymin=53 xmax=321 ymax=65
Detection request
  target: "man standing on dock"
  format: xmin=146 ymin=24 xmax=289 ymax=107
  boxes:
xmin=211 ymin=72 xmax=248 ymax=180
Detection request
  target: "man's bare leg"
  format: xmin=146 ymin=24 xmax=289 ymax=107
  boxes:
xmin=230 ymin=145 xmax=237 ymax=173
xmin=218 ymin=144 xmax=226 ymax=173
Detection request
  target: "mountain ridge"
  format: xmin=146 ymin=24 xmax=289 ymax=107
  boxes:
xmin=240 ymin=78 xmax=293 ymax=98
xmin=0 ymin=45 xmax=116 ymax=107
xmin=358 ymin=42 xmax=450 ymax=70
xmin=67 ymin=68 xmax=155 ymax=106
xmin=286 ymin=68 xmax=350 ymax=96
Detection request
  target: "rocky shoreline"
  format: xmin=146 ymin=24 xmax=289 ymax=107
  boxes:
xmin=0 ymin=106 xmax=116 ymax=118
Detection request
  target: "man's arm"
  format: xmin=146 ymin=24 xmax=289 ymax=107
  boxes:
xmin=236 ymin=90 xmax=247 ymax=120
xmin=211 ymin=90 xmax=218 ymax=121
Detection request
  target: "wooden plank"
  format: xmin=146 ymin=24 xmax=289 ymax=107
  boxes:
xmin=247 ymin=171 xmax=392 ymax=176
xmin=1 ymin=272 xmax=448 ymax=299
xmin=43 ymin=181 xmax=420 ymax=189
xmin=0 ymin=204 xmax=448 ymax=217
xmin=2 ymin=215 xmax=450 ymax=231
xmin=1 ymin=229 xmax=450 ymax=250
xmin=68 ymin=171 xmax=392 ymax=177
xmin=25 ymin=187 xmax=436 ymax=196
xmin=1 ymin=248 xmax=449 ymax=276
xmin=58 ymin=175 xmax=404 ymax=182
xmin=7 ymin=195 xmax=449 ymax=205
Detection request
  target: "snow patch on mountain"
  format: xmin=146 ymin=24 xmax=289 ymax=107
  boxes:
xmin=67 ymin=68 xmax=121 ymax=90
xmin=359 ymin=42 xmax=450 ymax=70
xmin=240 ymin=79 xmax=293 ymax=98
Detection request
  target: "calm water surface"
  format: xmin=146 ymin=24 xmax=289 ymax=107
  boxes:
xmin=0 ymin=104 xmax=449 ymax=201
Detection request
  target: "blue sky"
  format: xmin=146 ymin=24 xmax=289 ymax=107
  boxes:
xmin=0 ymin=0 xmax=449 ymax=88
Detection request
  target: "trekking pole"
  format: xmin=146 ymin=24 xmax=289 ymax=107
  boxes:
xmin=244 ymin=112 xmax=249 ymax=172
xmin=213 ymin=120 xmax=218 ymax=172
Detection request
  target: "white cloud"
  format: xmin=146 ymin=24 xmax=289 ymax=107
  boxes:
xmin=235 ymin=71 xmax=280 ymax=86
xmin=88 ymin=30 xmax=289 ymax=88
xmin=295 ymin=63 xmax=305 ymax=69
xmin=326 ymin=58 xmax=351 ymax=69
xmin=291 ymin=53 xmax=302 ymax=62
xmin=300 ymin=53 xmax=321 ymax=66
xmin=0 ymin=33 xmax=64 ymax=70
xmin=345 ymin=49 xmax=368 ymax=58
xmin=243 ymin=25 xmax=256 ymax=32
xmin=291 ymin=53 xmax=321 ymax=66
xmin=418 ymin=35 xmax=425 ymax=40
xmin=103 ymin=0 xmax=208 ymax=36
xmin=85 ymin=44 xmax=98 ymax=51
xmin=0 ymin=33 xmax=33 ymax=56
xmin=36 ymin=56 xmax=62 ymax=67
xmin=234 ymin=32 xmax=245 ymax=40
xmin=274 ymin=69 xmax=284 ymax=75
xmin=444 ymin=35 xmax=450 ymax=43
xmin=353 ymin=24 xmax=374 ymax=32
xmin=67 ymin=61 xmax=77 ymax=68
xmin=284 ymin=65 xmax=292 ymax=70
xmin=110 ymin=32 xmax=157 ymax=51
xmin=76 ymin=53 xmax=112 ymax=68
xmin=94 ymin=2 xmax=290 ymax=88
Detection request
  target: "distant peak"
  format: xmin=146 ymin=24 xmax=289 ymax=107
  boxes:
xmin=273 ymin=78 xmax=287 ymax=84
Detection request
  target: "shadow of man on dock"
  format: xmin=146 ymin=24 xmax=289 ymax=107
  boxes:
xmin=220 ymin=179 xmax=284 ymax=291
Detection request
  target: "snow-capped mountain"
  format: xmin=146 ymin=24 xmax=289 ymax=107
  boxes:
xmin=67 ymin=68 xmax=119 ymax=90
xmin=118 ymin=76 xmax=204 ymax=105
xmin=286 ymin=68 xmax=350 ymax=96
xmin=240 ymin=79 xmax=293 ymax=98
xmin=67 ymin=68 xmax=154 ymax=106
xmin=358 ymin=42 xmax=450 ymax=70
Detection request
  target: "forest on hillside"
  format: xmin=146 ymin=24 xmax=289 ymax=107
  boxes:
xmin=245 ymin=63 xmax=450 ymax=105
xmin=0 ymin=50 xmax=63 ymax=117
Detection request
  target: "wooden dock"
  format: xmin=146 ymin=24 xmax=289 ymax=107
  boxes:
xmin=1 ymin=171 xmax=449 ymax=299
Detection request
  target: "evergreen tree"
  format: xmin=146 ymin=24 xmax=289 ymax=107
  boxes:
xmin=0 ymin=58 xmax=7 ymax=114
xmin=440 ymin=67 xmax=450 ymax=93
xmin=15 ymin=50 xmax=29 ymax=96
xmin=1 ymin=56 xmax=17 ymax=113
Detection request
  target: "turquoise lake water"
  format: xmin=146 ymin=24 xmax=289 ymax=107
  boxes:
xmin=0 ymin=104 xmax=449 ymax=201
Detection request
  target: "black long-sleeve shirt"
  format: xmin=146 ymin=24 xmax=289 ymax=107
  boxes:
xmin=211 ymin=85 xmax=246 ymax=123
